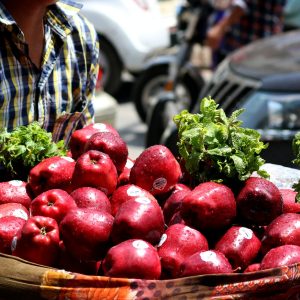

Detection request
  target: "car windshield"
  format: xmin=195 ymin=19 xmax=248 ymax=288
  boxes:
xmin=233 ymin=92 xmax=300 ymax=131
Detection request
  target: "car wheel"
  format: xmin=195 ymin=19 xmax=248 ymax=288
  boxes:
xmin=131 ymin=64 xmax=202 ymax=123
xmin=98 ymin=36 xmax=123 ymax=96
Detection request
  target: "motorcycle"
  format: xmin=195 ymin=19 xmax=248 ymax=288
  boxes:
xmin=131 ymin=0 xmax=214 ymax=146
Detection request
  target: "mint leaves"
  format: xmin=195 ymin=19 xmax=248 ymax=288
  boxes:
xmin=0 ymin=122 xmax=67 ymax=179
xmin=174 ymin=97 xmax=269 ymax=184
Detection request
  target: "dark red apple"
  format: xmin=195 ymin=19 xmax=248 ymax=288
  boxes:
xmin=84 ymin=131 xmax=128 ymax=173
xmin=0 ymin=216 xmax=26 ymax=254
xmin=71 ymin=150 xmax=118 ymax=196
xmin=69 ymin=122 xmax=119 ymax=160
xmin=30 ymin=189 xmax=77 ymax=224
xmin=0 ymin=180 xmax=31 ymax=209
xmin=111 ymin=197 xmax=164 ymax=245
xmin=214 ymin=226 xmax=261 ymax=270
xmin=57 ymin=241 xmax=101 ymax=275
xmin=157 ymin=224 xmax=209 ymax=278
xmin=110 ymin=184 xmax=156 ymax=216
xmin=59 ymin=208 xmax=114 ymax=261
xmin=261 ymin=213 xmax=300 ymax=255
xmin=0 ymin=203 xmax=29 ymax=221
xmin=70 ymin=187 xmax=111 ymax=214
xmin=243 ymin=263 xmax=261 ymax=273
xmin=28 ymin=156 xmax=76 ymax=196
xmin=163 ymin=184 xmax=191 ymax=225
xmin=260 ymin=245 xmax=300 ymax=270
xmin=236 ymin=177 xmax=283 ymax=226
xmin=102 ymin=239 xmax=161 ymax=279
xmin=168 ymin=211 xmax=186 ymax=226
xmin=180 ymin=181 xmax=236 ymax=232
xmin=179 ymin=250 xmax=233 ymax=277
xmin=280 ymin=188 xmax=300 ymax=213
xmin=129 ymin=145 xmax=182 ymax=196
xmin=12 ymin=215 xmax=60 ymax=266
xmin=117 ymin=157 xmax=135 ymax=186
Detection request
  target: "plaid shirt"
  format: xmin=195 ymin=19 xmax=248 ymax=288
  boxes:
xmin=221 ymin=0 xmax=286 ymax=55
xmin=0 ymin=0 xmax=99 ymax=144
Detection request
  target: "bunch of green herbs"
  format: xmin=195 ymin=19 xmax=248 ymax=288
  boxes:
xmin=0 ymin=122 xmax=67 ymax=180
xmin=291 ymin=132 xmax=300 ymax=201
xmin=173 ymin=97 xmax=269 ymax=185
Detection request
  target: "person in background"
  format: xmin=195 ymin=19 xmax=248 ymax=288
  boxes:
xmin=206 ymin=0 xmax=286 ymax=67
xmin=283 ymin=0 xmax=300 ymax=31
xmin=0 ymin=0 xmax=99 ymax=144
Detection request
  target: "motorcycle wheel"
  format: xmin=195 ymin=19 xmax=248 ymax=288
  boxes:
xmin=97 ymin=36 xmax=123 ymax=96
xmin=145 ymin=96 xmax=176 ymax=148
xmin=132 ymin=64 xmax=203 ymax=123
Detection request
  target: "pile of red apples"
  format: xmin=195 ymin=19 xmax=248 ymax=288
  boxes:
xmin=1 ymin=122 xmax=300 ymax=280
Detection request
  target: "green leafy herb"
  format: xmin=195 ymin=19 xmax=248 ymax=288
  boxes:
xmin=173 ymin=97 xmax=269 ymax=184
xmin=0 ymin=122 xmax=67 ymax=180
xmin=291 ymin=132 xmax=300 ymax=202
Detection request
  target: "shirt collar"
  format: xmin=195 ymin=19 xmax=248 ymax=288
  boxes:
xmin=46 ymin=0 xmax=83 ymax=39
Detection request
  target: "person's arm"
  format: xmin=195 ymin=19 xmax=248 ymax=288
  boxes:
xmin=205 ymin=1 xmax=247 ymax=50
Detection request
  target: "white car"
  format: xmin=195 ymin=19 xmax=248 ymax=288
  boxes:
xmin=77 ymin=0 xmax=172 ymax=95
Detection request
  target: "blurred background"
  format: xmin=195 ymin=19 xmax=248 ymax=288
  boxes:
xmin=80 ymin=0 xmax=300 ymax=168
xmin=85 ymin=0 xmax=186 ymax=159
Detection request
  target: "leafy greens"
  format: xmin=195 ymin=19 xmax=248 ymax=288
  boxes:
xmin=173 ymin=97 xmax=269 ymax=184
xmin=0 ymin=122 xmax=67 ymax=179
xmin=291 ymin=132 xmax=300 ymax=202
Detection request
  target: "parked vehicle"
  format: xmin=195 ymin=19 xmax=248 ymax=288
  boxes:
xmin=131 ymin=0 xmax=211 ymax=124
xmin=77 ymin=0 xmax=172 ymax=95
xmin=147 ymin=29 xmax=300 ymax=168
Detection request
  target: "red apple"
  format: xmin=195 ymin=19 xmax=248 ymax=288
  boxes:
xmin=110 ymin=184 xmax=156 ymax=216
xmin=69 ymin=122 xmax=119 ymax=160
xmin=71 ymin=150 xmax=118 ymax=196
xmin=0 ymin=203 xmax=29 ymax=221
xmin=236 ymin=177 xmax=283 ymax=226
xmin=0 ymin=180 xmax=32 ymax=209
xmin=0 ymin=216 xmax=26 ymax=254
xmin=111 ymin=197 xmax=164 ymax=245
xmin=157 ymin=224 xmax=209 ymax=278
xmin=163 ymin=184 xmax=191 ymax=225
xmin=117 ymin=157 xmax=135 ymax=186
xmin=59 ymin=208 xmax=114 ymax=261
xmin=261 ymin=213 xmax=300 ymax=255
xmin=280 ymin=188 xmax=300 ymax=213
xmin=57 ymin=241 xmax=101 ymax=275
xmin=27 ymin=156 xmax=76 ymax=196
xmin=260 ymin=245 xmax=300 ymax=270
xmin=243 ymin=263 xmax=261 ymax=273
xmin=12 ymin=215 xmax=60 ymax=266
xmin=84 ymin=131 xmax=128 ymax=173
xmin=70 ymin=187 xmax=111 ymax=214
xmin=129 ymin=145 xmax=182 ymax=196
xmin=180 ymin=181 xmax=236 ymax=232
xmin=30 ymin=189 xmax=77 ymax=224
xmin=168 ymin=211 xmax=186 ymax=226
xmin=179 ymin=250 xmax=233 ymax=277
xmin=102 ymin=239 xmax=161 ymax=279
xmin=214 ymin=226 xmax=261 ymax=271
